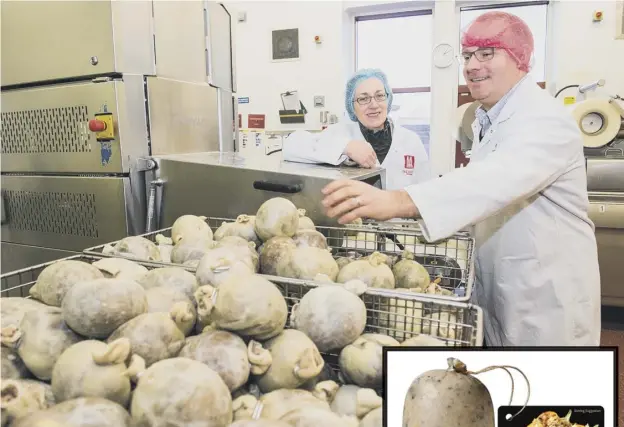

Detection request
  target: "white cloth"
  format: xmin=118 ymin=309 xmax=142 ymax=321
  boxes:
xmin=406 ymin=76 xmax=601 ymax=346
xmin=282 ymin=120 xmax=432 ymax=190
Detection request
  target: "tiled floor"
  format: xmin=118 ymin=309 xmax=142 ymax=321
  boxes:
xmin=600 ymin=306 xmax=624 ymax=427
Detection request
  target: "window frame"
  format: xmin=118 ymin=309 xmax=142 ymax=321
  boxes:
xmin=459 ymin=0 xmax=549 ymax=12
xmin=355 ymin=9 xmax=434 ymax=96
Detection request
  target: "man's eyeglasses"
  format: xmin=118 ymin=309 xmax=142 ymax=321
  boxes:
xmin=355 ymin=93 xmax=388 ymax=106
xmin=461 ymin=48 xmax=496 ymax=64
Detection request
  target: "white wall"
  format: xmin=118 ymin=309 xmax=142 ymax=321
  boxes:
xmin=228 ymin=0 xmax=624 ymax=169
xmin=549 ymin=0 xmax=624 ymax=98
xmin=227 ymin=0 xmax=349 ymax=131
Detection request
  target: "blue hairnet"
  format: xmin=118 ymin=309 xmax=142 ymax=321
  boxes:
xmin=344 ymin=68 xmax=393 ymax=122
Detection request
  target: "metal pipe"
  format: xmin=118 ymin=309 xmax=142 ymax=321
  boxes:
xmin=578 ymin=79 xmax=606 ymax=94
xmin=146 ymin=179 xmax=164 ymax=233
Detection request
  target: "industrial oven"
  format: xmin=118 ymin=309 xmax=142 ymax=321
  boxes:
xmin=1 ymin=1 xmax=238 ymax=272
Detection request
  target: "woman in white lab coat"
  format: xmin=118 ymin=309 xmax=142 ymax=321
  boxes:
xmin=321 ymin=12 xmax=601 ymax=347
xmin=282 ymin=68 xmax=432 ymax=190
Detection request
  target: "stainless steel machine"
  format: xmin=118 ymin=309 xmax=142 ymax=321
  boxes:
xmin=579 ymin=92 xmax=624 ymax=307
xmin=1 ymin=1 xmax=237 ymax=272
xmin=146 ymin=152 xmax=386 ymax=231
xmin=586 ymin=147 xmax=624 ymax=308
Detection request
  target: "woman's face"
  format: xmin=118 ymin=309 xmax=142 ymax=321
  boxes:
xmin=353 ymin=78 xmax=388 ymax=129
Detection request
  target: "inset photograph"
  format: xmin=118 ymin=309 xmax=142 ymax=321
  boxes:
xmin=385 ymin=348 xmax=617 ymax=427
xmin=498 ymin=406 xmax=604 ymax=427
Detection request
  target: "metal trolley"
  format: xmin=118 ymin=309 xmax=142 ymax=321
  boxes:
xmin=0 ymin=255 xmax=482 ymax=348
xmin=84 ymin=216 xmax=476 ymax=301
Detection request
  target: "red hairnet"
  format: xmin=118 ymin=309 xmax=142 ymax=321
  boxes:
xmin=461 ymin=11 xmax=534 ymax=72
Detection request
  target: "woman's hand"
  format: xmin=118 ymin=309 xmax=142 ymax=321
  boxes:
xmin=344 ymin=140 xmax=377 ymax=168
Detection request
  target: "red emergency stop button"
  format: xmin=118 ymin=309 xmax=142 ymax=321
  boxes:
xmin=89 ymin=119 xmax=107 ymax=132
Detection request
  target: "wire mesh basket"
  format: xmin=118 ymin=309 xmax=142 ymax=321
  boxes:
xmin=83 ymin=216 xmax=475 ymax=301
xmin=1 ymin=255 xmax=482 ymax=345
xmin=0 ymin=255 xmax=192 ymax=300
xmin=0 ymin=254 xmax=483 ymax=393
xmin=269 ymin=275 xmax=483 ymax=347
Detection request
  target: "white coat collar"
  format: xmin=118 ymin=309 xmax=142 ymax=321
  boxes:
xmin=493 ymin=74 xmax=537 ymax=123
xmin=471 ymin=75 xmax=537 ymax=146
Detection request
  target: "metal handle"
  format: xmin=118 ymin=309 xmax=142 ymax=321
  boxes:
xmin=146 ymin=179 xmax=164 ymax=233
xmin=253 ymin=181 xmax=302 ymax=194
xmin=604 ymin=147 xmax=624 ymax=157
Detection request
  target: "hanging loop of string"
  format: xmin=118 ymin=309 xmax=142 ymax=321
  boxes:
xmin=447 ymin=358 xmax=531 ymax=421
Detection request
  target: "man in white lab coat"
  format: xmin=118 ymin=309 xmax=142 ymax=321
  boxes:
xmin=282 ymin=68 xmax=432 ymax=189
xmin=321 ymin=11 xmax=601 ymax=346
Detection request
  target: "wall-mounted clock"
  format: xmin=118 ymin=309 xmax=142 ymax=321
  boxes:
xmin=433 ymin=43 xmax=454 ymax=69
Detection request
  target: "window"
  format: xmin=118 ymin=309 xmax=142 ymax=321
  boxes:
xmin=355 ymin=11 xmax=433 ymax=152
xmin=458 ymin=2 xmax=549 ymax=85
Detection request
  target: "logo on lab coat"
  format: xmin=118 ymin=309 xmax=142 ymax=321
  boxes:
xmin=403 ymin=154 xmax=415 ymax=175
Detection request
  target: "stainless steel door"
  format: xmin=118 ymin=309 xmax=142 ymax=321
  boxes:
xmin=0 ymin=1 xmax=155 ymax=86
xmin=588 ymin=192 xmax=624 ymax=307
xmin=152 ymin=1 xmax=234 ymax=88
xmin=1 ymin=79 xmax=149 ymax=174
xmin=595 ymin=229 xmax=624 ymax=307
xmin=1 ymin=175 xmax=131 ymax=251
xmin=205 ymin=2 xmax=234 ymax=91
xmin=1 ymin=1 xmax=116 ymax=86
xmin=586 ymin=158 xmax=624 ymax=192
xmin=146 ymin=77 xmax=223 ymax=155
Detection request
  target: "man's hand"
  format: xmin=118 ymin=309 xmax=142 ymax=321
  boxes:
xmin=321 ymin=179 xmax=419 ymax=224
xmin=344 ymin=140 xmax=377 ymax=168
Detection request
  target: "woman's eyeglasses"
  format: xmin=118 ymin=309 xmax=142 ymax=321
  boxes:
xmin=355 ymin=93 xmax=388 ymax=106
